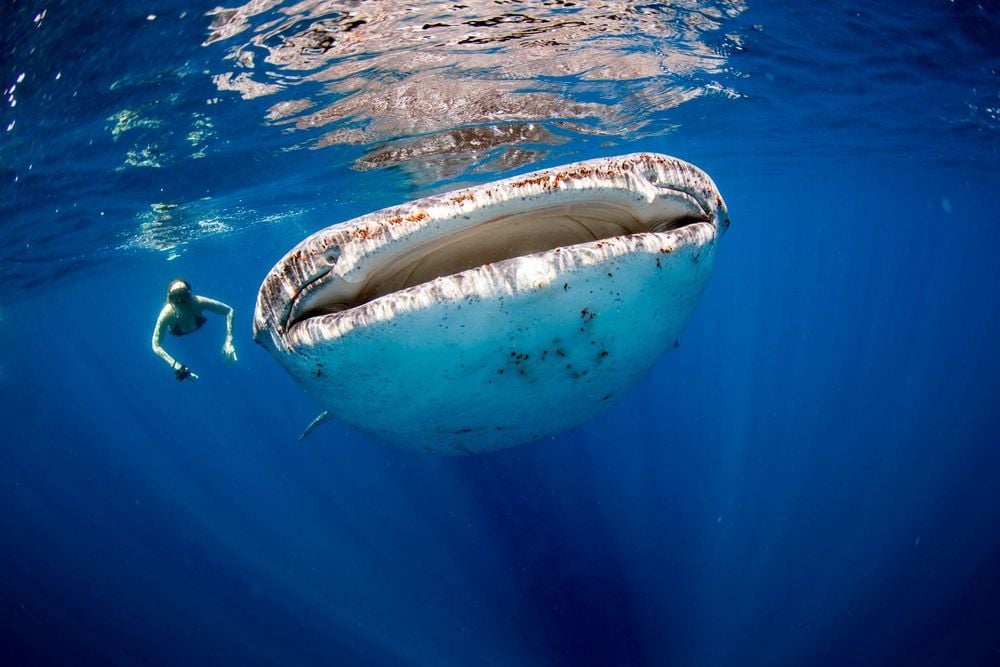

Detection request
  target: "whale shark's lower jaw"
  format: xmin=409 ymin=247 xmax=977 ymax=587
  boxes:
xmin=254 ymin=153 xmax=729 ymax=454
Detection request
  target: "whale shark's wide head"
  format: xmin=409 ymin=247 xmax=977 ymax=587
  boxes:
xmin=254 ymin=153 xmax=729 ymax=454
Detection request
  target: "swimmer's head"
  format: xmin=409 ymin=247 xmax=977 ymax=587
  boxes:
xmin=167 ymin=279 xmax=192 ymax=305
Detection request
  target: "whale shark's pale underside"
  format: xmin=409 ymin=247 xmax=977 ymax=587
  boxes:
xmin=253 ymin=153 xmax=729 ymax=454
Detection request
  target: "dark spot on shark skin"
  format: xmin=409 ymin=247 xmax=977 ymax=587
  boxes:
xmin=602 ymin=393 xmax=612 ymax=401
xmin=656 ymin=257 xmax=662 ymax=268
xmin=563 ymin=282 xmax=568 ymax=290
xmin=674 ymin=340 xmax=680 ymax=348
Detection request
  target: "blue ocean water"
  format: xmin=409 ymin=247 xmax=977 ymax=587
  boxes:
xmin=1 ymin=0 xmax=999 ymax=664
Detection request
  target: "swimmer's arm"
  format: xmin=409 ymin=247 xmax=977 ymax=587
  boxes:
xmin=197 ymin=296 xmax=235 ymax=345
xmin=151 ymin=306 xmax=181 ymax=370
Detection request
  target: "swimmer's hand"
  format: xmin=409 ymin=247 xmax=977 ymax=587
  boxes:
xmin=174 ymin=363 xmax=198 ymax=382
xmin=222 ymin=339 xmax=238 ymax=363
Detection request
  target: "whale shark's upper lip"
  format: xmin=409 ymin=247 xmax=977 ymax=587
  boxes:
xmin=253 ymin=153 xmax=729 ymax=348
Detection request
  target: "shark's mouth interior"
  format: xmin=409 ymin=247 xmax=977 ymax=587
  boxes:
xmin=286 ymin=200 xmax=709 ymax=329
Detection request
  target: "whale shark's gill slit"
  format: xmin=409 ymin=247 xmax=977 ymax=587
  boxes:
xmin=564 ymin=215 xmax=604 ymax=242
xmin=288 ymin=202 xmax=708 ymax=328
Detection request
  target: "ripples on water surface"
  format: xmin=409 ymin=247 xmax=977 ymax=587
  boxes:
xmin=204 ymin=0 xmax=743 ymax=173
xmin=1 ymin=0 xmax=996 ymax=294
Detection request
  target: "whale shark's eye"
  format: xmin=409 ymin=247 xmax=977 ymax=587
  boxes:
xmin=323 ymin=246 xmax=341 ymax=264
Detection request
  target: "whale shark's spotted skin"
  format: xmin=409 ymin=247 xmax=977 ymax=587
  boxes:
xmin=254 ymin=154 xmax=729 ymax=454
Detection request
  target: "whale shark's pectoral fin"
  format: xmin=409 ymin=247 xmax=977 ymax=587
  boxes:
xmin=298 ymin=410 xmax=332 ymax=441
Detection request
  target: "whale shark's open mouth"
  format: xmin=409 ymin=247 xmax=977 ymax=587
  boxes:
xmin=288 ymin=200 xmax=712 ymax=329
xmin=255 ymin=153 xmax=728 ymax=348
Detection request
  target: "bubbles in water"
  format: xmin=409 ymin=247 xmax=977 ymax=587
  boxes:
xmin=121 ymin=201 xmax=305 ymax=259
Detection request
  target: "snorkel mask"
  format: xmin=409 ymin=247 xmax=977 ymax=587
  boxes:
xmin=167 ymin=280 xmax=192 ymax=305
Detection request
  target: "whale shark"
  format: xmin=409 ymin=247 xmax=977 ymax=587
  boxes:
xmin=253 ymin=153 xmax=729 ymax=454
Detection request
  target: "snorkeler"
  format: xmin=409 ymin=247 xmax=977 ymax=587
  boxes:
xmin=151 ymin=279 xmax=238 ymax=381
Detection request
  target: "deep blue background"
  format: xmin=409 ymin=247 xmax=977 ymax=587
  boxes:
xmin=2 ymin=1 xmax=999 ymax=665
